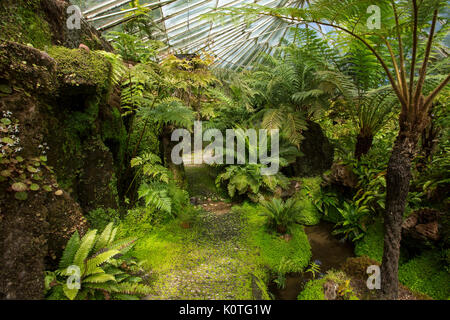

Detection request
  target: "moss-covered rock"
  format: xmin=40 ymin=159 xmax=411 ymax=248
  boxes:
xmin=0 ymin=0 xmax=113 ymax=51
xmin=297 ymin=270 xmax=359 ymax=300
xmin=0 ymin=41 xmax=57 ymax=96
xmin=0 ymin=0 xmax=52 ymax=49
xmin=48 ymin=46 xmax=112 ymax=96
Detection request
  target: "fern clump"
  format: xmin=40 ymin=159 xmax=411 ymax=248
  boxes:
xmin=44 ymin=223 xmax=152 ymax=300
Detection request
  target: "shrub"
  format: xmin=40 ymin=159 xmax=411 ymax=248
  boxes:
xmin=333 ymin=201 xmax=370 ymax=241
xmin=259 ymin=197 xmax=300 ymax=234
xmin=86 ymin=208 xmax=120 ymax=231
xmin=399 ymin=250 xmax=450 ymax=300
xmin=354 ymin=220 xmax=384 ymax=262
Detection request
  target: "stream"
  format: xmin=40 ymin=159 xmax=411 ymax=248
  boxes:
xmin=269 ymin=221 xmax=354 ymax=300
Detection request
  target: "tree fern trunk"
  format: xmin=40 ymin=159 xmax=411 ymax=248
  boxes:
xmin=355 ymin=132 xmax=374 ymax=160
xmin=381 ymin=131 xmax=417 ymax=299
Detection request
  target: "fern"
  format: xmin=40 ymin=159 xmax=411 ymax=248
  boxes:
xmin=58 ymin=231 xmax=80 ymax=269
xmin=45 ymin=224 xmax=148 ymax=300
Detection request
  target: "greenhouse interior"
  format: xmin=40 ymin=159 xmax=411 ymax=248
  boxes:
xmin=0 ymin=0 xmax=449 ymax=304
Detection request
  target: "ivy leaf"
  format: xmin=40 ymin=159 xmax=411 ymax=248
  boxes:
xmin=11 ymin=182 xmax=27 ymax=192
xmin=16 ymin=156 xmax=24 ymax=162
xmin=27 ymin=166 xmax=38 ymax=173
xmin=30 ymin=184 xmax=40 ymax=191
xmin=43 ymin=185 xmax=52 ymax=192
xmin=1 ymin=137 xmax=14 ymax=144
xmin=1 ymin=169 xmax=12 ymax=177
xmin=1 ymin=118 xmax=11 ymax=125
xmin=15 ymin=191 xmax=28 ymax=201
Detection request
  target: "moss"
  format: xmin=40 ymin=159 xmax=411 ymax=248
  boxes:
xmin=399 ymin=250 xmax=450 ymax=300
xmin=355 ymin=220 xmax=384 ymax=262
xmin=297 ymin=270 xmax=359 ymax=300
xmin=294 ymin=177 xmax=322 ymax=225
xmin=237 ymin=203 xmax=312 ymax=273
xmin=117 ymin=207 xmax=270 ymax=299
xmin=297 ymin=277 xmax=327 ymax=300
xmin=47 ymin=46 xmax=112 ymax=94
xmin=0 ymin=1 xmax=52 ymax=49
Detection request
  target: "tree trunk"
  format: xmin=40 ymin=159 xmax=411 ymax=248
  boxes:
xmin=355 ymin=132 xmax=374 ymax=160
xmin=380 ymin=131 xmax=417 ymax=299
xmin=416 ymin=107 xmax=439 ymax=172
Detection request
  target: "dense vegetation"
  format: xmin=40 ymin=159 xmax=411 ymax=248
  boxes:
xmin=0 ymin=0 xmax=448 ymax=301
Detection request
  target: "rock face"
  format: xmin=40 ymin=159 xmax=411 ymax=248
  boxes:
xmin=291 ymin=120 xmax=334 ymax=177
xmin=0 ymin=38 xmax=125 ymax=298
xmin=402 ymin=208 xmax=441 ymax=243
xmin=323 ymin=162 xmax=359 ymax=189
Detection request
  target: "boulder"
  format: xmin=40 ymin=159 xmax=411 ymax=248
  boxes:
xmin=402 ymin=208 xmax=442 ymax=251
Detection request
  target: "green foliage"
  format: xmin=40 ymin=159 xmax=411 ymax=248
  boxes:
xmin=306 ymin=261 xmax=322 ymax=279
xmin=399 ymin=250 xmax=450 ymax=300
xmin=45 ymin=223 xmax=152 ymax=300
xmin=354 ymin=220 xmax=384 ymax=262
xmin=294 ymin=177 xmax=323 ymax=225
xmin=311 ymin=188 xmax=342 ymax=223
xmin=131 ymin=152 xmax=170 ymax=184
xmin=106 ymin=32 xmax=163 ymax=64
xmin=333 ymin=201 xmax=370 ymax=242
xmin=273 ymin=257 xmax=295 ymax=289
xmin=238 ymin=203 xmax=311 ymax=273
xmin=86 ymin=208 xmax=121 ymax=231
xmin=259 ymin=197 xmax=300 ymax=234
xmin=216 ymin=164 xmax=289 ymax=200
xmin=297 ymin=270 xmax=359 ymax=300
xmin=137 ymin=182 xmax=174 ymax=217
xmin=251 ymin=41 xmax=354 ymax=147
xmin=139 ymin=97 xmax=195 ymax=130
xmin=214 ymin=128 xmax=291 ymax=200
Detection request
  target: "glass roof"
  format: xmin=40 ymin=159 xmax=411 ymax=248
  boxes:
xmin=76 ymin=0 xmax=303 ymax=68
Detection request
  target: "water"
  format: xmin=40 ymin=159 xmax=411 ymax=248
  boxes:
xmin=269 ymin=221 xmax=354 ymax=300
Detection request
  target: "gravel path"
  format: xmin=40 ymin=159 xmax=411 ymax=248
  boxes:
xmin=145 ymin=164 xmax=266 ymax=300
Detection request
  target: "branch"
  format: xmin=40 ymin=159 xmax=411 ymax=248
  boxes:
xmin=409 ymin=0 xmax=418 ymax=102
xmin=382 ymin=37 xmax=402 ymax=90
xmin=391 ymin=1 xmax=409 ymax=100
xmin=424 ymin=74 xmax=450 ymax=109
xmin=414 ymin=9 xmax=438 ymax=107
xmin=254 ymin=13 xmax=407 ymax=107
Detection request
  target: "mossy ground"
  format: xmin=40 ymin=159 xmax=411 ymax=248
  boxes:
xmin=398 ymin=250 xmax=450 ymax=300
xmin=118 ymin=164 xmax=270 ymax=299
xmin=236 ymin=202 xmax=312 ymax=273
xmin=119 ymin=203 xmax=269 ymax=299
